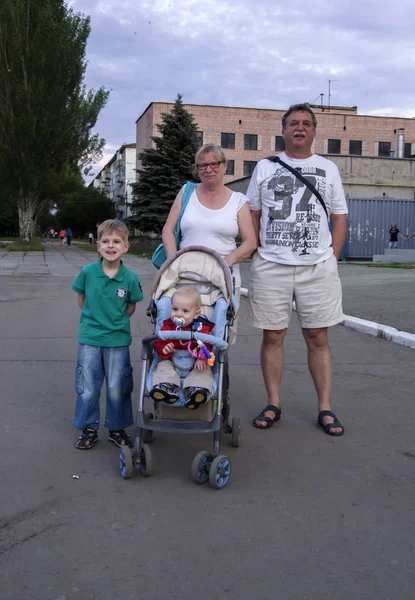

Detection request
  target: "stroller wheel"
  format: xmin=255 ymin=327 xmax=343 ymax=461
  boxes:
xmin=139 ymin=444 xmax=153 ymax=477
xmin=119 ymin=446 xmax=133 ymax=479
xmin=190 ymin=451 xmax=213 ymax=485
xmin=231 ymin=417 xmax=241 ymax=448
xmin=209 ymin=455 xmax=231 ymax=489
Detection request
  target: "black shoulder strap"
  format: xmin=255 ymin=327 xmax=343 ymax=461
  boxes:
xmin=266 ymin=155 xmax=328 ymax=219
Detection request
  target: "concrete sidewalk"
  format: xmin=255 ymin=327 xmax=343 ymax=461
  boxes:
xmin=0 ymin=240 xmax=155 ymax=277
xmin=0 ymin=249 xmax=414 ymax=600
xmin=239 ymin=261 xmax=415 ymax=335
xmin=2 ymin=241 xmax=415 ymax=333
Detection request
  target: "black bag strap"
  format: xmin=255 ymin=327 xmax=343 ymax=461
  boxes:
xmin=266 ymin=155 xmax=328 ymax=219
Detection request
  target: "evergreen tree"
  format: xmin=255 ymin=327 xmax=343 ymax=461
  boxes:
xmin=130 ymin=94 xmax=199 ymax=233
xmin=0 ymin=0 xmax=109 ymax=241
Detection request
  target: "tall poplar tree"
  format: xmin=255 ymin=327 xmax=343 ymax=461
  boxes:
xmin=0 ymin=0 xmax=109 ymax=240
xmin=130 ymin=94 xmax=199 ymax=233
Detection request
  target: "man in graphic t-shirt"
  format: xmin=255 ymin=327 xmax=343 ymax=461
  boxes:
xmin=247 ymin=103 xmax=348 ymax=436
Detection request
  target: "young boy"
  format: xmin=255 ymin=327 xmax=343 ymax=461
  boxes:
xmin=72 ymin=220 xmax=143 ymax=449
xmin=151 ymin=287 xmax=214 ymax=410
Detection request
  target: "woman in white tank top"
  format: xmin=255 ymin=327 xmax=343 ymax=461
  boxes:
xmin=162 ymin=144 xmax=257 ymax=297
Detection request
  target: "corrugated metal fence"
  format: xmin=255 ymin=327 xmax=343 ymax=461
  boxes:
xmin=347 ymin=198 xmax=415 ymax=258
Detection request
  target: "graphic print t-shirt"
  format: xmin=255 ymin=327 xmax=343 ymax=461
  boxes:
xmin=247 ymin=152 xmax=348 ymax=265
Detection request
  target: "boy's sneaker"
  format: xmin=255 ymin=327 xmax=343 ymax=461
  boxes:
xmin=76 ymin=428 xmax=98 ymax=450
xmin=150 ymin=382 xmax=180 ymax=404
xmin=108 ymin=429 xmax=133 ymax=447
xmin=185 ymin=387 xmax=208 ymax=410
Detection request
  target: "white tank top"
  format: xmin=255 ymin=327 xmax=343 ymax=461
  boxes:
xmin=179 ymin=189 xmax=248 ymax=288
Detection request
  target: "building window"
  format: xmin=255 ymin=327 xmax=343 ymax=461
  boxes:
xmin=244 ymin=134 xmax=258 ymax=150
xmin=378 ymin=141 xmax=391 ymax=157
xmin=404 ymin=143 xmax=412 ymax=158
xmin=275 ymin=136 xmax=285 ymax=152
xmin=243 ymin=161 xmax=257 ymax=177
xmin=226 ymin=160 xmax=235 ymax=176
xmin=328 ymin=139 xmax=341 ymax=154
xmin=196 ymin=131 xmax=203 ymax=148
xmin=221 ymin=133 xmax=235 ymax=149
xmin=349 ymin=140 xmax=362 ymax=155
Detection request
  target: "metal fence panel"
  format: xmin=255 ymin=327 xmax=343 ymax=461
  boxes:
xmin=347 ymin=198 xmax=415 ymax=258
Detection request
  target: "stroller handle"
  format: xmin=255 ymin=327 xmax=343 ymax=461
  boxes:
xmin=157 ymin=329 xmax=228 ymax=350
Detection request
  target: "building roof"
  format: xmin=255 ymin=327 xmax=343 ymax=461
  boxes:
xmin=135 ymin=101 xmax=415 ymax=123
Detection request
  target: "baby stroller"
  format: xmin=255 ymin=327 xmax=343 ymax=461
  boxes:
xmin=118 ymin=246 xmax=241 ymax=489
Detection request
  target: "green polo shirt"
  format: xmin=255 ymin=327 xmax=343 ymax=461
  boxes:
xmin=72 ymin=259 xmax=143 ymax=347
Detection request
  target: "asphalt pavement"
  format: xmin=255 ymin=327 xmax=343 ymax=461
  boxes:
xmin=0 ymin=242 xmax=414 ymax=600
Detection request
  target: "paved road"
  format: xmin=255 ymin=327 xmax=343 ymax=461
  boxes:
xmin=0 ymin=243 xmax=414 ymax=600
xmin=240 ymin=260 xmax=415 ymax=334
xmin=3 ymin=242 xmax=415 ymax=332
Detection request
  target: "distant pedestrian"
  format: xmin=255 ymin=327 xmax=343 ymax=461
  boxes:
xmin=66 ymin=227 xmax=72 ymax=247
xmin=88 ymin=232 xmax=94 ymax=244
xmin=59 ymin=229 xmax=66 ymax=246
xmin=388 ymin=222 xmax=406 ymax=248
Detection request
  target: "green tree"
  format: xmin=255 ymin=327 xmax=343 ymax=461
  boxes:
xmin=130 ymin=94 xmax=199 ymax=233
xmin=55 ymin=184 xmax=115 ymax=237
xmin=0 ymin=0 xmax=109 ymax=241
xmin=0 ymin=192 xmax=18 ymax=236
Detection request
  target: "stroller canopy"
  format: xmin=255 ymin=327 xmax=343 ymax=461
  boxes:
xmin=151 ymin=246 xmax=237 ymax=313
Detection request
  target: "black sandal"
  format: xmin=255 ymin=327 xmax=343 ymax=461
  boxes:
xmin=108 ymin=429 xmax=133 ymax=447
xmin=253 ymin=405 xmax=281 ymax=429
xmin=318 ymin=410 xmax=344 ymax=436
xmin=76 ymin=428 xmax=98 ymax=449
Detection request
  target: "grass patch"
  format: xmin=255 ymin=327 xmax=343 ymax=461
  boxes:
xmin=367 ymin=263 xmax=415 ymax=269
xmin=8 ymin=237 xmax=44 ymax=251
xmin=74 ymin=242 xmax=153 ymax=259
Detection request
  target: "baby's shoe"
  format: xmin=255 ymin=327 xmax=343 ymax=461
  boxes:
xmin=184 ymin=387 xmax=208 ymax=410
xmin=150 ymin=382 xmax=180 ymax=404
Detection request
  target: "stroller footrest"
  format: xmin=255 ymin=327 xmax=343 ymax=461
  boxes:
xmin=137 ymin=412 xmax=221 ymax=434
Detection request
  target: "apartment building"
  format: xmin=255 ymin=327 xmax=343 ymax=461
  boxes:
xmin=91 ymin=143 xmax=136 ymax=220
xmin=136 ymin=103 xmax=415 ymax=184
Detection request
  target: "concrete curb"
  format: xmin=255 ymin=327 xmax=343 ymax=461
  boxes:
xmin=239 ymin=287 xmax=415 ymax=350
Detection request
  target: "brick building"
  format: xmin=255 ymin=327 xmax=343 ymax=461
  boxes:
xmin=135 ymin=102 xmax=415 ymax=184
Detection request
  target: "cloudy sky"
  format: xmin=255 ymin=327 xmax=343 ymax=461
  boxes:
xmin=69 ymin=0 xmax=415 ymax=180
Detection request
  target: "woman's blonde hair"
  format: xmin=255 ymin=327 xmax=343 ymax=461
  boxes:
xmin=193 ymin=144 xmax=227 ymax=179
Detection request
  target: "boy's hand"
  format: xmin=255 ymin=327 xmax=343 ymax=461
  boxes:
xmin=195 ymin=358 xmax=208 ymax=371
xmin=162 ymin=343 xmax=175 ymax=355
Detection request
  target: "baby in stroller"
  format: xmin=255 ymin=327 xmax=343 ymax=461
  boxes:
xmin=150 ymin=286 xmax=215 ymax=410
xmin=118 ymin=247 xmax=241 ymax=489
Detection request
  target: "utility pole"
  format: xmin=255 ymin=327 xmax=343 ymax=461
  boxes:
xmin=328 ymin=79 xmax=339 ymax=111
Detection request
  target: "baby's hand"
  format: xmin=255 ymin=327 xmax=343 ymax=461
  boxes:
xmin=162 ymin=343 xmax=175 ymax=355
xmin=195 ymin=358 xmax=208 ymax=371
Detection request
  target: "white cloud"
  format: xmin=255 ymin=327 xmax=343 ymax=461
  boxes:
xmin=70 ymin=0 xmax=415 ymax=181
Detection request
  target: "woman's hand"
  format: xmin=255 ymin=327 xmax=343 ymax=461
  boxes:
xmin=162 ymin=342 xmax=175 ymax=355
xmin=225 ymin=255 xmax=234 ymax=268
xmin=195 ymin=358 xmax=208 ymax=371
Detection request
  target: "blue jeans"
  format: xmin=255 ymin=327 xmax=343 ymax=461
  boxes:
xmin=74 ymin=344 xmax=134 ymax=431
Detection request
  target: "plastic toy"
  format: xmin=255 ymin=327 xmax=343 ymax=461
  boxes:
xmin=187 ymin=340 xmax=215 ymax=366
